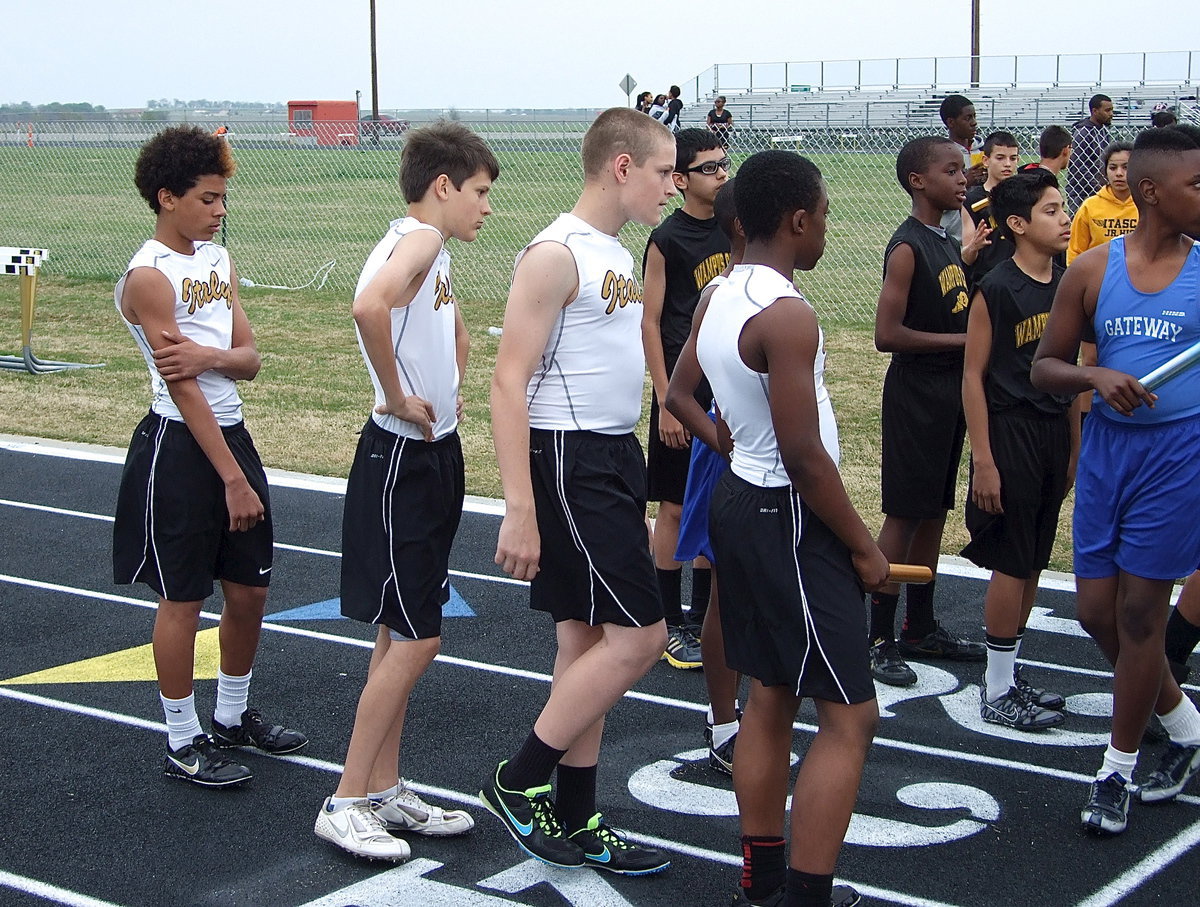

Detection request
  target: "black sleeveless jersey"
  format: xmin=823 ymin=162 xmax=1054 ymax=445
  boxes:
xmin=883 ymin=216 xmax=970 ymax=370
xmin=964 ymin=185 xmax=1016 ymax=290
xmin=977 ymin=258 xmax=1073 ymax=416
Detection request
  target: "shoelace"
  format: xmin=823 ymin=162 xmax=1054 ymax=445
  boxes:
xmin=529 ymin=794 xmax=565 ymax=836
xmin=395 ymin=781 xmax=440 ymax=819
xmin=193 ymin=737 xmax=237 ymax=769
xmin=1092 ymin=775 xmax=1127 ymax=811
xmin=590 ymin=822 xmax=634 ymax=851
xmin=346 ymin=802 xmax=392 ymax=838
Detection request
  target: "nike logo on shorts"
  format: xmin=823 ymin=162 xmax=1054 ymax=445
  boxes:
xmin=258 ymin=566 xmax=272 ymax=575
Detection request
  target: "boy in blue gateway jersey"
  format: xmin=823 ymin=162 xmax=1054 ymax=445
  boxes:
xmin=1032 ymin=126 xmax=1200 ymax=835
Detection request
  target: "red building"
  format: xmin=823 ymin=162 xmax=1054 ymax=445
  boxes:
xmin=287 ymin=100 xmax=359 ymax=146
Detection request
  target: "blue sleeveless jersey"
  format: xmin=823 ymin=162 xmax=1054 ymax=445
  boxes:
xmin=1093 ymin=237 xmax=1200 ymax=424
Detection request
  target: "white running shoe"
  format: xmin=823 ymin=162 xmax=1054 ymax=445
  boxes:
xmin=314 ymin=798 xmax=411 ymax=861
xmin=371 ymin=780 xmax=475 ymax=837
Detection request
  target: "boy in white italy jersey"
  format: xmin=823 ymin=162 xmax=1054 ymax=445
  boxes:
xmin=696 ymin=151 xmax=887 ymax=907
xmin=314 ymin=122 xmax=498 ymax=862
xmin=481 ymin=108 xmax=676 ymax=875
xmin=113 ymin=126 xmax=306 ymax=789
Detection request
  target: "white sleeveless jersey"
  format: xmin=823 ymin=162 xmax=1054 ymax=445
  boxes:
xmin=115 ymin=240 xmax=242 ymax=426
xmin=521 ymin=213 xmax=645 ymax=434
xmin=697 ymin=264 xmax=839 ymax=487
xmin=354 ymin=217 xmax=460 ymax=441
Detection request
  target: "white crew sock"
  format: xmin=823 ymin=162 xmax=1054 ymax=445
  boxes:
xmin=711 ymin=720 xmax=739 ymax=750
xmin=161 ymin=692 xmax=204 ymax=751
xmin=984 ymin=637 xmax=1018 ymax=703
xmin=1097 ymin=744 xmax=1138 ymax=783
xmin=214 ymin=669 xmax=252 ymax=727
xmin=1158 ymin=694 xmax=1200 ymax=747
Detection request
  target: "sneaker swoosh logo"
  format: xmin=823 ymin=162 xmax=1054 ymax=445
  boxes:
xmin=168 ymin=755 xmax=200 ymax=775
xmin=166 ymin=707 xmax=182 ymax=713
xmin=499 ymin=798 xmax=534 ymax=837
xmin=587 ymin=845 xmax=612 ymax=863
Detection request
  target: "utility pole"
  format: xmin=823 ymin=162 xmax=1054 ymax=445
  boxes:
xmin=970 ymin=0 xmax=981 ymax=88
xmin=370 ymin=0 xmax=380 ymax=119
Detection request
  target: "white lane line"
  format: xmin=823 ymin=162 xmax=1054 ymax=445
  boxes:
xmin=0 ymin=687 xmax=964 ymax=907
xmin=0 ymin=869 xmax=126 ymax=907
xmin=1072 ymin=816 xmax=1200 ymax=907
xmin=6 ymin=572 xmax=1200 ymax=801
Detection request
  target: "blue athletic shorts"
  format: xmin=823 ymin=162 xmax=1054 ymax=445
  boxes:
xmin=675 ymin=414 xmax=728 ymax=564
xmin=1074 ymin=412 xmax=1200 ymax=580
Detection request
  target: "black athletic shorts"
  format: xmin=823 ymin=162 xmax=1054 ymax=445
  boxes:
xmin=529 ymin=428 xmax=662 ymax=627
xmin=112 ymin=411 xmax=273 ymax=602
xmin=340 ymin=420 xmax=464 ymax=640
xmin=961 ymin=409 xmax=1070 ymax=579
xmin=881 ymin=362 xmax=967 ymax=519
xmin=709 ymin=472 xmax=875 ymax=703
xmin=647 ymin=370 xmax=713 ymax=505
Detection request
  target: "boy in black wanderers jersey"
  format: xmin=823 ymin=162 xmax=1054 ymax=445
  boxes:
xmin=642 ymin=128 xmax=731 ymax=669
xmin=870 ymin=137 xmax=985 ymax=687
xmin=961 ymin=131 xmax=1020 ymax=289
xmin=961 ymin=169 xmax=1078 ymax=732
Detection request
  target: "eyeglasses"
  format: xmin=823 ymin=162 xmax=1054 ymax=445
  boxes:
xmin=682 ymin=157 xmax=732 ymax=176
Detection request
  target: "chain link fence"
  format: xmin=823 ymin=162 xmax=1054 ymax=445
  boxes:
xmin=0 ymin=118 xmax=1145 ymax=323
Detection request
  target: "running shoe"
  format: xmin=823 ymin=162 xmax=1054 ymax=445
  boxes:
xmin=869 ymin=638 xmax=917 ymax=686
xmin=163 ymin=734 xmax=252 ymax=787
xmin=371 ymin=779 xmax=475 ymax=836
xmin=898 ymin=624 xmax=985 ymax=662
xmin=567 ymin=813 xmax=670 ymax=875
xmin=1013 ymin=667 xmax=1066 ymax=711
xmin=710 ymin=730 xmax=737 ymax=775
xmin=212 ymin=707 xmax=308 ymax=755
xmin=314 ymin=798 xmax=410 ymax=861
xmin=731 ymin=884 xmax=860 ymax=906
xmin=479 ymin=761 xmax=584 ymax=867
xmin=980 ymin=686 xmax=1064 ymax=730
xmin=1081 ymin=772 xmax=1130 ymax=835
xmin=663 ymin=622 xmax=703 ymax=670
xmin=1136 ymin=742 xmax=1200 ymax=803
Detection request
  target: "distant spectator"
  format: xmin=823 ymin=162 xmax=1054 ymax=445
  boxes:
xmin=635 ymin=91 xmax=653 ymax=114
xmin=1151 ymin=103 xmax=1178 ymax=128
xmin=1065 ymin=93 xmax=1113 ymax=211
xmin=662 ymin=85 xmax=684 ymax=134
xmin=938 ymin=94 xmax=985 ymax=241
xmin=648 ymin=94 xmax=669 ymax=123
xmin=706 ymin=96 xmax=733 ymax=147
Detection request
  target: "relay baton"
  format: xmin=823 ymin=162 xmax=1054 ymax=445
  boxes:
xmin=1138 ymin=338 xmax=1200 ymax=393
xmin=888 ymin=564 xmax=933 ymax=584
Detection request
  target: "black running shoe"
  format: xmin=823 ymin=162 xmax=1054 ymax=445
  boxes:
xmin=1137 ymin=742 xmax=1200 ymax=803
xmin=1081 ymin=772 xmax=1130 ymax=835
xmin=898 ymin=624 xmax=986 ymax=662
xmin=212 ymin=707 xmax=308 ymax=755
xmin=164 ymin=734 xmax=252 ymax=787
xmin=731 ymin=884 xmax=859 ymax=906
xmin=869 ymin=638 xmax=917 ymax=686
xmin=980 ymin=685 xmax=1064 ymax=731
xmin=710 ymin=730 xmax=737 ymax=775
xmin=479 ymin=761 xmax=584 ymax=868
xmin=731 ymin=887 xmax=784 ymax=906
xmin=1013 ymin=668 xmax=1066 ymax=711
xmin=568 ymin=813 xmax=670 ymax=875
xmin=663 ymin=622 xmax=703 ymax=669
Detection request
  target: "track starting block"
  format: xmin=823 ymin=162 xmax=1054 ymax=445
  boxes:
xmin=0 ymin=247 xmax=103 ymax=374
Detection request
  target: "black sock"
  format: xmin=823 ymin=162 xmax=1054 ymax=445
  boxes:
xmin=690 ymin=566 xmax=712 ymax=625
xmin=740 ymin=836 xmax=786 ymax=900
xmin=786 ymin=868 xmax=834 ymax=907
xmin=1165 ymin=606 xmax=1200 ymax=666
xmin=499 ymin=730 xmax=566 ymax=792
xmin=869 ymin=591 xmax=900 ymax=644
xmin=554 ymin=763 xmax=598 ymax=833
xmin=903 ymin=579 xmax=937 ymax=640
xmin=658 ymin=567 xmax=684 ymax=625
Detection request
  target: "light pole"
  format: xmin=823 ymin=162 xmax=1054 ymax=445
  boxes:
xmin=970 ymin=0 xmax=981 ymax=88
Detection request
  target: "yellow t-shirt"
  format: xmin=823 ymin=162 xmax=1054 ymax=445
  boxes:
xmin=1067 ymin=186 xmax=1138 ymax=264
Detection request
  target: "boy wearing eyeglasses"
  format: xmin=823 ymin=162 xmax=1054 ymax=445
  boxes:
xmin=642 ymin=128 xmax=732 ymax=672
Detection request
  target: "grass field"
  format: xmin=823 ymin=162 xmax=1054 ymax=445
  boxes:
xmin=0 ymin=133 xmax=1077 ymax=570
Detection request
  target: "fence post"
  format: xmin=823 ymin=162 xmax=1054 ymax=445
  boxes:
xmin=749 ymin=63 xmax=754 ymax=93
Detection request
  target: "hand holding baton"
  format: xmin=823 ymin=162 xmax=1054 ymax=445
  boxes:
xmin=888 ymin=564 xmax=933 ymax=584
xmin=1138 ymin=338 xmax=1200 ymax=393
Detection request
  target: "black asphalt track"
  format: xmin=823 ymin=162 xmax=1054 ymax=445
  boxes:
xmin=0 ymin=438 xmax=1197 ymax=907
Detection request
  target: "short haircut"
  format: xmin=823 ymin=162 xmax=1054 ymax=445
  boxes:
xmin=991 ymin=167 xmax=1060 ymax=228
xmin=715 ymin=95 xmax=726 ymax=104
xmin=1103 ymin=141 xmax=1134 ymax=167
xmin=399 ymin=121 xmax=500 ymax=204
xmin=1089 ymin=93 xmax=1112 ymax=111
xmin=895 ymin=136 xmax=958 ymax=195
xmin=134 ymin=125 xmax=236 ymax=213
xmin=713 ymin=178 xmax=738 ymax=243
xmin=1170 ymin=123 xmax=1200 ymax=146
xmin=939 ymin=94 xmax=973 ymax=125
xmin=674 ymin=128 xmax=723 ymax=172
xmin=581 ymin=107 xmax=672 ymax=178
xmin=669 ymin=86 xmax=681 ymax=98
xmin=1128 ymin=127 xmax=1200 ymax=204
xmin=982 ymin=131 xmax=1019 ymax=155
xmin=1151 ymin=109 xmax=1179 ymax=128
xmin=1039 ymin=125 xmax=1072 ymax=159
xmin=734 ymin=151 xmax=823 ymax=244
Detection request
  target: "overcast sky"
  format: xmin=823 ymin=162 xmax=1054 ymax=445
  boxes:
xmin=3 ymin=1 xmax=1194 ymax=111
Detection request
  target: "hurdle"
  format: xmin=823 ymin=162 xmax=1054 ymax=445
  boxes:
xmin=0 ymin=247 xmax=103 ymax=375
